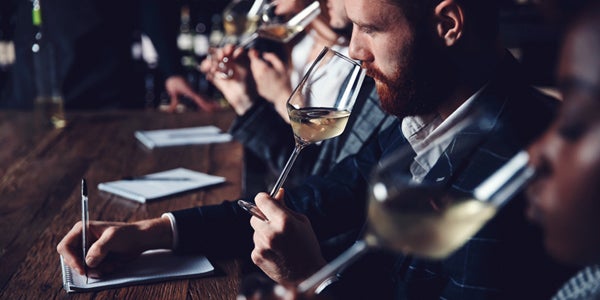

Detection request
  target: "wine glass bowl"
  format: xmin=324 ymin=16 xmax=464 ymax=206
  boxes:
xmin=238 ymin=46 xmax=365 ymax=220
xmin=255 ymin=0 xmax=321 ymax=43
xmin=365 ymin=155 xmax=498 ymax=260
xmin=288 ymin=107 xmax=351 ymax=146
xmin=286 ymin=48 xmax=363 ymax=147
xmin=214 ymin=1 xmax=321 ymax=78
xmin=221 ymin=0 xmax=274 ymax=45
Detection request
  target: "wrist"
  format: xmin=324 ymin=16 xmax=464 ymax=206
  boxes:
xmin=136 ymin=217 xmax=173 ymax=250
xmin=231 ymin=95 xmax=255 ymax=115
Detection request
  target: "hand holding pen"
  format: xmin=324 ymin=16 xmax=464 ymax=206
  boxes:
xmin=57 ymin=183 xmax=176 ymax=279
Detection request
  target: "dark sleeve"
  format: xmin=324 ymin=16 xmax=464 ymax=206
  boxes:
xmin=140 ymin=0 xmax=183 ymax=77
xmin=283 ymin=119 xmax=402 ymax=242
xmin=171 ymin=118 xmax=400 ymax=259
xmin=170 ymin=200 xmax=254 ymax=258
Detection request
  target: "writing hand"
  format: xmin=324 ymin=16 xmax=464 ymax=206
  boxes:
xmin=56 ymin=218 xmax=172 ymax=278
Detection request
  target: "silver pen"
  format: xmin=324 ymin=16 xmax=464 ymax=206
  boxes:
xmin=81 ymin=178 xmax=89 ymax=284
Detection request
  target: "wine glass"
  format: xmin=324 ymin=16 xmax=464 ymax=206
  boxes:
xmin=214 ymin=1 xmax=321 ymax=78
xmin=221 ymin=0 xmax=274 ymax=46
xmin=237 ymin=46 xmax=366 ymax=221
xmin=296 ymin=115 xmax=537 ymax=295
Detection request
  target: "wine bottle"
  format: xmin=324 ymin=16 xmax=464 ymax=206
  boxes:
xmin=31 ymin=0 xmax=66 ymax=129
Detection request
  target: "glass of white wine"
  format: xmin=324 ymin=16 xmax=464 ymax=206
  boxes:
xmin=296 ymin=116 xmax=537 ymax=295
xmin=215 ymin=1 xmax=321 ymax=78
xmin=221 ymin=0 xmax=274 ymax=46
xmin=237 ymin=46 xmax=366 ymax=221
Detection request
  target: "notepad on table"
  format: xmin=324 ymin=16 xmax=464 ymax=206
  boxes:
xmin=135 ymin=126 xmax=233 ymax=149
xmin=60 ymin=249 xmax=214 ymax=293
xmin=98 ymin=168 xmax=225 ymax=203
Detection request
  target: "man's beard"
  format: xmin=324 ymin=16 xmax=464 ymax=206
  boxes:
xmin=364 ymin=34 xmax=455 ymax=118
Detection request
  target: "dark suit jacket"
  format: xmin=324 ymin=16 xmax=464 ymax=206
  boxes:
xmin=170 ymin=53 xmax=575 ymax=298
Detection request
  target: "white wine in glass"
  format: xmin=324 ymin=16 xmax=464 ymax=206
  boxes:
xmin=255 ymin=0 xmax=320 ymax=43
xmin=215 ymin=1 xmax=321 ymax=78
xmin=221 ymin=0 xmax=272 ymax=44
xmin=238 ymin=46 xmax=366 ymax=221
xmin=297 ymin=117 xmax=537 ymax=295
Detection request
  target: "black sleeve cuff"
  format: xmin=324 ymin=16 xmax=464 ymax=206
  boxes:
xmin=170 ymin=200 xmax=254 ymax=258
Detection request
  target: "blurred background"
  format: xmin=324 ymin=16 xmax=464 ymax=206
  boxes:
xmin=0 ymin=0 xmax=561 ymax=109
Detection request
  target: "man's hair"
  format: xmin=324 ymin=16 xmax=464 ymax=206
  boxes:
xmin=388 ymin=0 xmax=500 ymax=45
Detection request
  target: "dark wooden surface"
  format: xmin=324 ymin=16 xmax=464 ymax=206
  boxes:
xmin=0 ymin=109 xmax=245 ymax=299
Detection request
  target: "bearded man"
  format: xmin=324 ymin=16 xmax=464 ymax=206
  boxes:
xmin=57 ymin=0 xmax=575 ymax=299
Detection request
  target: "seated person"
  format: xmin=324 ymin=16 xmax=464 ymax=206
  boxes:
xmin=57 ymin=0 xmax=574 ymax=298
xmin=526 ymin=0 xmax=600 ymax=298
xmin=203 ymin=0 xmax=392 ymax=196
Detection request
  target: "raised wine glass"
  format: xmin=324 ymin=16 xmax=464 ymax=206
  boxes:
xmin=220 ymin=0 xmax=275 ymax=46
xmin=214 ymin=1 xmax=321 ymax=78
xmin=296 ymin=114 xmax=537 ymax=295
xmin=237 ymin=46 xmax=366 ymax=221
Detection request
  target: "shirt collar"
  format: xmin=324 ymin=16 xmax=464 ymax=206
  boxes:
xmin=401 ymin=84 xmax=487 ymax=181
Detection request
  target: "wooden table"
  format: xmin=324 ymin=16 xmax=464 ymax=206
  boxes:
xmin=0 ymin=109 xmax=246 ymax=299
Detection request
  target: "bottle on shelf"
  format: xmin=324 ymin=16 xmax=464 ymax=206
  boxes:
xmin=31 ymin=0 xmax=66 ymax=129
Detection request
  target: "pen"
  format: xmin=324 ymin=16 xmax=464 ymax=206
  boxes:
xmin=81 ymin=178 xmax=89 ymax=284
xmin=121 ymin=176 xmax=191 ymax=181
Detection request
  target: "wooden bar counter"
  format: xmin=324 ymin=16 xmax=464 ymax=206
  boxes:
xmin=0 ymin=109 xmax=245 ymax=299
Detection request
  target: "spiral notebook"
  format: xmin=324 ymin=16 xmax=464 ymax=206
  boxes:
xmin=60 ymin=249 xmax=214 ymax=293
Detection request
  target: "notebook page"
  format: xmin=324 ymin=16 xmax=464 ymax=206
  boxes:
xmin=135 ymin=126 xmax=233 ymax=149
xmin=97 ymin=168 xmax=225 ymax=203
xmin=62 ymin=249 xmax=214 ymax=292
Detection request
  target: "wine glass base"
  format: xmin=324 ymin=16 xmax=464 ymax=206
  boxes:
xmin=237 ymin=199 xmax=269 ymax=221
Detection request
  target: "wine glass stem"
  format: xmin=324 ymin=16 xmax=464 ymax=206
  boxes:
xmin=270 ymin=144 xmax=305 ymax=197
xmin=297 ymin=240 xmax=369 ymax=294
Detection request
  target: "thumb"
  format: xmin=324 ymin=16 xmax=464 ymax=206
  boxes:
xmin=273 ymin=188 xmax=285 ymax=201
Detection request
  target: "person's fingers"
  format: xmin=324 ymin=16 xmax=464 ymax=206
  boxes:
xmin=255 ymin=192 xmax=289 ymax=220
xmin=56 ymin=221 xmax=86 ymax=275
xmin=168 ymin=94 xmax=180 ymax=113
xmin=261 ymin=52 xmax=286 ymax=71
xmin=273 ymin=188 xmax=285 ymax=201
xmin=248 ymin=48 xmax=260 ymax=60
xmin=251 ymin=243 xmax=278 ymax=266
xmin=85 ymin=227 xmax=118 ymax=268
xmin=250 ymin=211 xmax=271 ymax=230
xmin=222 ymin=44 xmax=235 ymax=57
xmin=199 ymin=57 xmax=212 ymax=73
xmin=88 ymin=253 xmax=131 ymax=278
xmin=232 ymin=46 xmax=246 ymax=59
xmin=249 ymin=51 xmax=270 ymax=73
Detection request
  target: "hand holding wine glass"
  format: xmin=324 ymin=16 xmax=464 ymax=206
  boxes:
xmin=238 ymin=46 xmax=366 ymax=221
